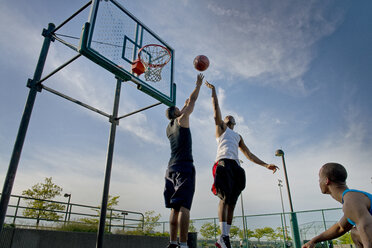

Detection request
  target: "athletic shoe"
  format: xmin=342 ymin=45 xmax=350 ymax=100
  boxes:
xmin=166 ymin=243 xmax=180 ymax=248
xmin=215 ymin=235 xmax=231 ymax=248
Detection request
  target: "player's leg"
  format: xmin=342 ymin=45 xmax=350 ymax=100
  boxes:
xmin=226 ymin=203 xmax=235 ymax=226
xmin=218 ymin=199 xmax=228 ymax=222
xmin=164 ymin=169 xmax=180 ymax=248
xmin=178 ymin=206 xmax=190 ymax=245
xmin=169 ymin=208 xmax=179 ymax=242
xmin=350 ymin=226 xmax=363 ymax=248
xmin=171 ymin=166 xmax=195 ymax=248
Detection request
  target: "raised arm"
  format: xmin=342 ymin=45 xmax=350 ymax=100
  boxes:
xmin=239 ymin=136 xmax=278 ymax=173
xmin=178 ymin=73 xmax=203 ymax=127
xmin=205 ymin=81 xmax=225 ymax=136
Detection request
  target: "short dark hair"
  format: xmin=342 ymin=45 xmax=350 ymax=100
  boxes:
xmin=321 ymin=163 xmax=347 ymax=183
xmin=224 ymin=115 xmax=236 ymax=125
xmin=165 ymin=106 xmax=176 ymax=120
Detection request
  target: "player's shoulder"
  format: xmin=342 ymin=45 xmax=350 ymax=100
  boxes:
xmin=177 ymin=115 xmax=190 ymax=128
xmin=343 ymin=190 xmax=371 ymax=210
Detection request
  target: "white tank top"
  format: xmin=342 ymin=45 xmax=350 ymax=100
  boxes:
xmin=215 ymin=127 xmax=241 ymax=163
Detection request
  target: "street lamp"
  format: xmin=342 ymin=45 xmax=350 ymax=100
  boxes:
xmin=278 ymin=179 xmax=288 ymax=242
xmin=239 ymin=160 xmax=248 ymax=248
xmin=275 ymin=149 xmax=301 ymax=248
xmin=121 ymin=212 xmax=128 ymax=231
xmin=64 ymin=193 xmax=71 ymax=224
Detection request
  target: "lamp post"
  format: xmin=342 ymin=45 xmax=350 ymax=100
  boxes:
xmin=122 ymin=212 xmax=128 ymax=231
xmin=278 ymin=179 xmax=288 ymax=243
xmin=64 ymin=193 xmax=71 ymax=224
xmin=275 ymin=149 xmax=301 ymax=248
xmin=239 ymin=160 xmax=248 ymax=248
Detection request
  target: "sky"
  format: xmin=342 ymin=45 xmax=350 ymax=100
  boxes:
xmin=0 ymin=0 xmax=371 ymax=224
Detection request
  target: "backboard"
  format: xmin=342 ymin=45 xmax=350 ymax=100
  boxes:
xmin=79 ymin=0 xmax=176 ymax=106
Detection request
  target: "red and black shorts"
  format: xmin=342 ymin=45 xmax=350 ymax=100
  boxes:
xmin=164 ymin=163 xmax=195 ymax=211
xmin=212 ymin=159 xmax=246 ymax=205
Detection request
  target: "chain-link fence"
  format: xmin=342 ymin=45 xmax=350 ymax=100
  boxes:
xmin=155 ymin=208 xmax=347 ymax=248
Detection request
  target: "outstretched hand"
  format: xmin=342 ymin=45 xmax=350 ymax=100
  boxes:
xmin=205 ymin=81 xmax=215 ymax=90
xmin=267 ymin=164 xmax=279 ymax=174
xmin=196 ymin=73 xmax=204 ymax=86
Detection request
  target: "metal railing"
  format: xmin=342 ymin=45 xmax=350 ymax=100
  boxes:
xmin=2 ymin=194 xmax=351 ymax=247
xmin=1 ymin=194 xmax=144 ymax=233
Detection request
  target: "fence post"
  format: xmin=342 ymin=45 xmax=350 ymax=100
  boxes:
xmin=12 ymin=196 xmax=21 ymax=225
xmin=68 ymin=204 xmax=72 ymax=223
xmin=109 ymin=209 xmax=113 ymax=233
xmin=321 ymin=210 xmax=331 ymax=248
xmin=280 ymin=213 xmax=286 ymax=248
xmin=213 ymin=218 xmax=217 ymax=242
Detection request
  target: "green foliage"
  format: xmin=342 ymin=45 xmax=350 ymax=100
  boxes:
xmin=229 ymin=225 xmax=241 ymax=239
xmin=276 ymin=227 xmax=292 ymax=241
xmin=189 ymin=220 xmax=197 ymax=233
xmin=238 ymin=228 xmax=254 ymax=240
xmin=119 ymin=229 xmax=169 ymax=237
xmin=142 ymin=210 xmax=161 ymax=233
xmin=199 ymin=222 xmax=220 ymax=239
xmin=3 ymin=223 xmax=16 ymax=229
xmin=79 ymin=217 xmax=99 ymax=225
xmin=56 ymin=222 xmax=99 ymax=233
xmin=80 ymin=195 xmax=120 ymax=225
xmin=252 ymin=227 xmax=276 ymax=242
xmin=22 ymin=177 xmax=65 ymax=226
xmin=335 ymin=232 xmax=353 ymax=244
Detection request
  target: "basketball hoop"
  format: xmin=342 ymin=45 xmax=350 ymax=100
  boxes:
xmin=137 ymin=44 xmax=171 ymax=82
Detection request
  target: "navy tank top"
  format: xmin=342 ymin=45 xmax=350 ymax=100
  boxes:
xmin=167 ymin=119 xmax=193 ymax=166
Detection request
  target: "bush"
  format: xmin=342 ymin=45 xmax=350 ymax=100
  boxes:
xmin=114 ymin=229 xmax=170 ymax=237
xmin=56 ymin=222 xmax=99 ymax=233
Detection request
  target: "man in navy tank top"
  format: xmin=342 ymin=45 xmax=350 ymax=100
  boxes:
xmin=205 ymin=81 xmax=279 ymax=248
xmin=303 ymin=163 xmax=372 ymax=248
xmin=164 ymin=73 xmax=204 ymax=248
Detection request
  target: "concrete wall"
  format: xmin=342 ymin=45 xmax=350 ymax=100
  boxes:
xmin=0 ymin=228 xmax=169 ymax=248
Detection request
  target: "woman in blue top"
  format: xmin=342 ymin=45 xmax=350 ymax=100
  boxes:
xmin=302 ymin=163 xmax=372 ymax=248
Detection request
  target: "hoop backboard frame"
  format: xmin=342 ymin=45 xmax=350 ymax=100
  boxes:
xmin=79 ymin=0 xmax=176 ymax=106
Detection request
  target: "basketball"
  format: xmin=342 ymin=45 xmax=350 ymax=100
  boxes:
xmin=193 ymin=55 xmax=209 ymax=71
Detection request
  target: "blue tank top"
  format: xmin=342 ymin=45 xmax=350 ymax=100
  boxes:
xmin=342 ymin=189 xmax=372 ymax=226
xmin=166 ymin=119 xmax=193 ymax=166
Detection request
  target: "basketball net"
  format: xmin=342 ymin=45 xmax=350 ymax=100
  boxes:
xmin=138 ymin=44 xmax=171 ymax=83
xmin=144 ymin=67 xmax=163 ymax=82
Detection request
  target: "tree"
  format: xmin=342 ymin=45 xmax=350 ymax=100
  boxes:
xmin=276 ymin=227 xmax=292 ymax=241
xmin=264 ymin=227 xmax=277 ymax=241
xmin=142 ymin=210 xmax=161 ymax=234
xmin=252 ymin=227 xmax=276 ymax=242
xmin=230 ymin=225 xmax=241 ymax=239
xmin=80 ymin=195 xmax=121 ymax=225
xmin=200 ymin=222 xmax=219 ymax=239
xmin=189 ymin=220 xmax=197 ymax=233
xmin=22 ymin=177 xmax=65 ymax=227
xmin=239 ymin=228 xmax=254 ymax=240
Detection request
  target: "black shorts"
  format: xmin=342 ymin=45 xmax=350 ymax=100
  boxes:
xmin=164 ymin=163 xmax=195 ymax=210
xmin=212 ymin=159 xmax=246 ymax=205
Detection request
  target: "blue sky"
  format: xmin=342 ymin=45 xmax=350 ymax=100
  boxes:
xmin=1 ymin=0 xmax=371 ymax=222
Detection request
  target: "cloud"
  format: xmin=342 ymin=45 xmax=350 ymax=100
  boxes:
xmin=141 ymin=0 xmax=345 ymax=94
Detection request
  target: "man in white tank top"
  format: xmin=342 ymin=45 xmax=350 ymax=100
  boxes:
xmin=205 ymin=82 xmax=278 ymax=248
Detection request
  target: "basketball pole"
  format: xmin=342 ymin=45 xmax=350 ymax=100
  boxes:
xmin=275 ymin=150 xmax=301 ymax=248
xmin=96 ymin=77 xmax=122 ymax=248
xmin=0 ymin=23 xmax=55 ymax=234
